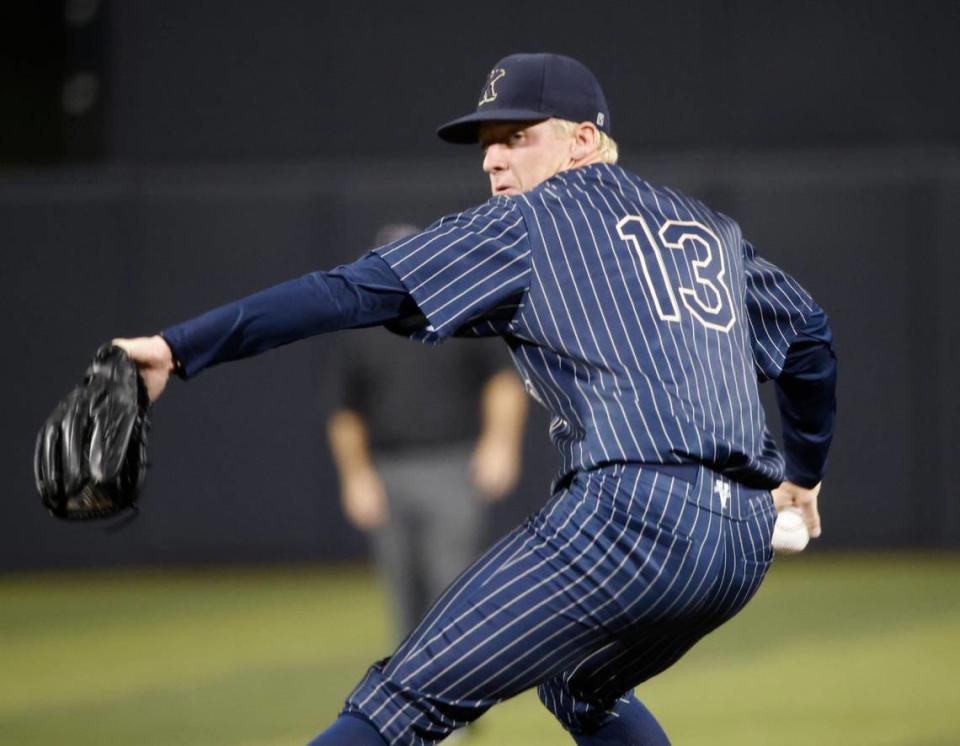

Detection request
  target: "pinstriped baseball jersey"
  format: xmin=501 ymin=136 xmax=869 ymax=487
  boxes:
xmin=375 ymin=162 xmax=820 ymax=491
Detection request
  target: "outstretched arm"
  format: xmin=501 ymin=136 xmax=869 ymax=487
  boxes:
xmin=116 ymin=199 xmax=532 ymax=401
xmin=114 ymin=253 xmax=417 ymax=402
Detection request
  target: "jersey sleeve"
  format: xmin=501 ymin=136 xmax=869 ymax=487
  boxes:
xmin=373 ymin=196 xmax=532 ymax=344
xmin=743 ymin=240 xmax=819 ymax=381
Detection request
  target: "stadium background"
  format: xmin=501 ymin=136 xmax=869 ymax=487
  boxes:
xmin=1 ymin=2 xmax=958 ymax=744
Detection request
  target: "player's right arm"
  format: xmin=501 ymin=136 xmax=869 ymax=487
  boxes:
xmin=767 ymin=305 xmax=835 ymax=538
xmin=743 ymin=240 xmax=837 ymax=538
xmin=771 ymin=480 xmax=822 ymax=537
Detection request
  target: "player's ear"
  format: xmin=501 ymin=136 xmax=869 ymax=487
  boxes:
xmin=570 ymin=122 xmax=599 ymax=161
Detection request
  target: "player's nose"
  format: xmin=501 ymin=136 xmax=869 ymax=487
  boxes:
xmin=483 ymin=144 xmax=507 ymax=174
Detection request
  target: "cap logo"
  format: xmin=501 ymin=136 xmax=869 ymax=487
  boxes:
xmin=478 ymin=68 xmax=506 ymax=107
xmin=597 ymin=112 xmax=605 ymax=127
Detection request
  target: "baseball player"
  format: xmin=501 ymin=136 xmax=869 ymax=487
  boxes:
xmin=115 ymin=53 xmax=837 ymax=745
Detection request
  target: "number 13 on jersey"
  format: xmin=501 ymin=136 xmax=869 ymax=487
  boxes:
xmin=617 ymin=215 xmax=736 ymax=333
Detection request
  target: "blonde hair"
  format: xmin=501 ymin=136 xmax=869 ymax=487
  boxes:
xmin=551 ymin=118 xmax=619 ymax=164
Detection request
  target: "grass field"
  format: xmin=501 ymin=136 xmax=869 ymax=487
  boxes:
xmin=1 ymin=554 xmax=958 ymax=745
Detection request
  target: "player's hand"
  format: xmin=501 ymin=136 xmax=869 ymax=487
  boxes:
xmin=111 ymin=335 xmax=175 ymax=403
xmin=470 ymin=435 xmax=521 ymax=501
xmin=340 ymin=466 xmax=388 ymax=531
xmin=771 ymin=480 xmax=822 ymax=539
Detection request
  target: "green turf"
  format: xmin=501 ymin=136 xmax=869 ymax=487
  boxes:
xmin=1 ymin=554 xmax=958 ymax=745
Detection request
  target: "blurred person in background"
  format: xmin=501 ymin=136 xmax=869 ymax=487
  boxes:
xmin=327 ymin=225 xmax=528 ymax=644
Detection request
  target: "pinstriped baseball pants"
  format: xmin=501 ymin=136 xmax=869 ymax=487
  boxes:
xmin=343 ymin=463 xmax=778 ymax=745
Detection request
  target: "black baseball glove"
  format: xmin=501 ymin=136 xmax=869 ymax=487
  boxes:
xmin=34 ymin=344 xmax=150 ymax=520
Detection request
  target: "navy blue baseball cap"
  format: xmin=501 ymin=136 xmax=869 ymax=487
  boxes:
xmin=437 ymin=53 xmax=611 ymax=144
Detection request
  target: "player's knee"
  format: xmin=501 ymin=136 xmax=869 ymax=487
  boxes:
xmin=343 ymin=658 xmax=483 ymax=745
xmin=536 ymin=678 xmax=619 ymax=735
xmin=540 ymin=686 xmax=671 ymax=746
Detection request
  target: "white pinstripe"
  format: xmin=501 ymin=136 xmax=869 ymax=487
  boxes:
xmin=519 ymin=197 xmax=614 ymax=463
xmin=568 ymin=179 xmax=678 ymax=449
xmin=603 ymin=177 xmax=718 ymax=461
xmin=371 ymin=473 xmax=604 ymax=693
xmin=371 ymin=484 xmax=620 ymax=729
xmin=529 ymin=475 xmax=713 ymax=688
xmin=378 ymin=467 xmax=699 ymax=738
xmin=541 ymin=193 xmax=649 ymax=460
xmin=428 ymin=257 xmax=531 ymax=329
xmin=407 ymin=218 xmax=526 ymax=291
xmin=555 ymin=188 xmax=659 ymax=456
xmin=571 ymin=176 xmax=699 ymax=455
xmin=584 ymin=505 xmax=772 ymax=692
xmin=673 ymin=194 xmax=746 ymax=450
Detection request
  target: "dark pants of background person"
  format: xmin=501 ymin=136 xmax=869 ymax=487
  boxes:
xmin=373 ymin=444 xmax=485 ymax=642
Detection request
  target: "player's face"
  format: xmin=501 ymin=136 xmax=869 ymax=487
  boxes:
xmin=479 ymin=120 xmax=572 ymax=196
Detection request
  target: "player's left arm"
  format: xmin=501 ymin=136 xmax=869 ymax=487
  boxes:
xmin=743 ymin=241 xmax=837 ymax=537
xmin=470 ymin=369 xmax=528 ymax=500
xmin=117 ymin=199 xmax=530 ymax=401
xmin=115 ymin=252 xmax=421 ymax=400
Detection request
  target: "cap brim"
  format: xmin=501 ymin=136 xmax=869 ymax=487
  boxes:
xmin=436 ymin=108 xmax=550 ymax=144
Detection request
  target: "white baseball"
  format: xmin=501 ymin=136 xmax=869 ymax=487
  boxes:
xmin=771 ymin=507 xmax=810 ymax=553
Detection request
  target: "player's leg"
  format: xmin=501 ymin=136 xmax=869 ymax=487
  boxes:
xmin=536 ymin=622 xmax=698 ymax=745
xmin=335 ymin=519 xmax=539 ymax=743
xmin=308 ymin=713 xmax=387 ymax=745
xmin=541 ymin=570 xmax=768 ymax=745
xmin=336 ymin=465 xmax=701 ymax=745
xmin=572 ymin=694 xmax=669 ymax=746
xmin=415 ymin=447 xmax=486 ymax=743
xmin=534 ymin=582 xmax=717 ymax=742
xmin=537 ymin=471 xmax=777 ymax=743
